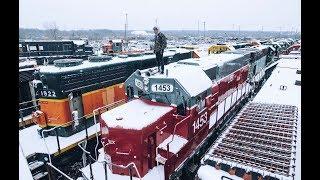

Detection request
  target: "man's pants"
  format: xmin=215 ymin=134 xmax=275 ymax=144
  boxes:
xmin=156 ymin=51 xmax=164 ymax=73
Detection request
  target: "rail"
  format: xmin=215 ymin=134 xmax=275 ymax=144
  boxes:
xmin=19 ymin=99 xmax=40 ymax=128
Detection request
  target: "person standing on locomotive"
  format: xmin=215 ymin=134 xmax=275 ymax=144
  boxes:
xmin=153 ymin=26 xmax=167 ymax=74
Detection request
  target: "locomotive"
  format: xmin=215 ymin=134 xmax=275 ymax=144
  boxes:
xmin=19 ymin=39 xmax=94 ymax=65
xmin=98 ymin=45 xmax=274 ymax=179
xmin=32 ymin=49 xmax=192 ymax=137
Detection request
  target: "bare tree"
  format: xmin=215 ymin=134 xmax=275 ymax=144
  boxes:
xmin=43 ymin=22 xmax=60 ymax=40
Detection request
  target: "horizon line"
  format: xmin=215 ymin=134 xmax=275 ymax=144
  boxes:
xmin=19 ymin=27 xmax=300 ymax=33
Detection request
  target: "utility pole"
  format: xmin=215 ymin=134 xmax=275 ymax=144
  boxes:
xmin=198 ymin=20 xmax=200 ymax=38
xmin=279 ymin=26 xmax=282 ymax=37
xmin=203 ymin=21 xmax=206 ymax=40
xmin=238 ymin=25 xmax=240 ymax=38
xmin=155 ymin=18 xmax=158 ymax=26
xmin=124 ymin=13 xmax=128 ymax=42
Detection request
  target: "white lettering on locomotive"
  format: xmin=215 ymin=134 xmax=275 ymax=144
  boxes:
xmin=192 ymin=112 xmax=208 ymax=134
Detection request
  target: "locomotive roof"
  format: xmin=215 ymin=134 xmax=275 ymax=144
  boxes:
xmin=253 ymin=58 xmax=301 ymax=106
xmin=199 ymin=58 xmax=301 ymax=180
xmin=19 ymin=39 xmax=74 ymax=43
xmin=178 ymin=53 xmax=243 ymax=70
xmin=101 ymin=99 xmax=173 ymax=130
xmin=279 ymin=54 xmax=301 ymax=59
xmin=145 ymin=63 xmax=213 ymax=97
xmin=39 ymin=51 xmax=176 ymax=73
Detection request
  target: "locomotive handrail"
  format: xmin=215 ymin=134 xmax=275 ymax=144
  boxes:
xmin=78 ymin=146 xmax=143 ymax=180
xmin=19 ymin=104 xmax=40 ymax=111
xmin=155 ymin=123 xmax=168 ymax=162
xmin=78 ymin=141 xmax=91 ymax=154
xmin=166 ymin=114 xmax=191 ymax=158
xmin=97 ymin=160 xmax=143 ymax=180
xmin=40 ymin=114 xmax=97 ymax=162
xmin=38 ymin=99 xmax=125 ymax=167
xmin=47 ymin=163 xmax=73 ymax=180
xmin=41 ymin=126 xmax=60 ymax=163
xmin=19 ymin=98 xmax=39 ymax=105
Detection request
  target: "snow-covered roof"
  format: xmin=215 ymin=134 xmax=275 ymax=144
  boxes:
xmin=279 ymin=54 xmax=301 ymax=59
xmin=179 ymin=53 xmax=243 ymax=71
xmin=19 ymin=60 xmax=37 ymax=68
xmin=72 ymin=40 xmax=86 ymax=46
xmin=101 ymin=99 xmax=173 ymax=130
xmin=20 ymin=39 xmax=73 ymax=43
xmin=152 ymin=64 xmax=212 ymax=97
xmin=198 ymin=57 xmax=301 ymax=180
xmin=253 ymin=59 xmax=301 ymax=106
xmin=253 ymin=58 xmax=301 ymax=179
xmin=112 ymin=39 xmax=123 ymax=43
xmin=289 ymin=50 xmax=300 ymax=55
xmin=167 ymin=48 xmax=191 ymax=54
xmin=39 ymin=51 xmax=176 ymax=73
xmin=131 ymin=30 xmax=153 ymax=36
xmin=251 ymin=45 xmax=270 ymax=50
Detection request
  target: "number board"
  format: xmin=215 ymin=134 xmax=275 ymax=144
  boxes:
xmin=151 ymin=84 xmax=173 ymax=92
xmin=38 ymin=89 xmax=57 ymax=97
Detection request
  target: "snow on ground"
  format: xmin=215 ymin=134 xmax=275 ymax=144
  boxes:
xmin=101 ymin=99 xmax=173 ymax=130
xmin=19 ymin=144 xmax=34 ymax=180
xmin=19 ymin=123 xmax=100 ymax=156
xmin=158 ymin=134 xmax=188 ymax=154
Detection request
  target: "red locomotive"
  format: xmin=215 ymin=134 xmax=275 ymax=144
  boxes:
xmin=98 ymin=46 xmax=273 ymax=179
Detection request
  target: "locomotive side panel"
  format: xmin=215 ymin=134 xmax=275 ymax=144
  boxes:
xmin=37 ymin=99 xmax=71 ymax=127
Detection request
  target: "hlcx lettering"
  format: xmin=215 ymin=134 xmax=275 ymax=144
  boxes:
xmin=192 ymin=112 xmax=208 ymax=134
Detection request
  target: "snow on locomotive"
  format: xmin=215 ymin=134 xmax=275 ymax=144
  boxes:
xmin=97 ymin=45 xmax=274 ymax=179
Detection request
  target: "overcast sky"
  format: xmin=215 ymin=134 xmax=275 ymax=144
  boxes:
xmin=19 ymin=0 xmax=300 ymax=31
